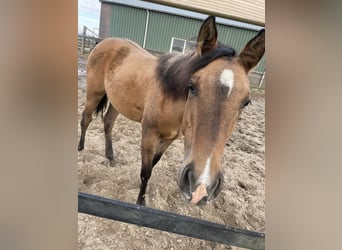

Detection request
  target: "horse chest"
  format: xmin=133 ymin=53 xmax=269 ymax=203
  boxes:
xmin=157 ymin=111 xmax=183 ymax=140
xmin=159 ymin=126 xmax=181 ymax=140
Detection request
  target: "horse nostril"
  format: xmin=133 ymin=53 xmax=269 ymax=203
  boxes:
xmin=207 ymin=173 xmax=224 ymax=202
xmin=179 ymin=163 xmax=195 ymax=200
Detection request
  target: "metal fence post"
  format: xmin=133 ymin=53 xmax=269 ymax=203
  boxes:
xmin=258 ymin=71 xmax=265 ymax=89
xmin=81 ymin=26 xmax=86 ymax=54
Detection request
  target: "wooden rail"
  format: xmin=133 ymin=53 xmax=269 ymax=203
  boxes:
xmin=78 ymin=192 xmax=265 ymax=250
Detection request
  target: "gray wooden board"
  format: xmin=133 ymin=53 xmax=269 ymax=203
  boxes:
xmin=78 ymin=192 xmax=265 ymax=249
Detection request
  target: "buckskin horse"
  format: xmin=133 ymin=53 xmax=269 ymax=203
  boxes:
xmin=78 ymin=16 xmax=265 ymax=206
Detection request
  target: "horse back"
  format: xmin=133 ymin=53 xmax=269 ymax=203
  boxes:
xmin=87 ymin=37 xmax=155 ymax=73
xmin=86 ymin=38 xmax=160 ymax=123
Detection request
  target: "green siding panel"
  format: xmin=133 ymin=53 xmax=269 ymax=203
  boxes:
xmin=216 ymin=25 xmax=265 ymax=72
xmin=255 ymin=56 xmax=265 ymax=73
xmin=107 ymin=4 xmax=265 ymax=72
xmin=145 ymin=12 xmax=201 ymax=52
xmin=110 ymin=5 xmax=146 ymax=46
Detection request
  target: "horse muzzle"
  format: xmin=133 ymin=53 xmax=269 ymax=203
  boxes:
xmin=178 ymin=163 xmax=223 ymax=205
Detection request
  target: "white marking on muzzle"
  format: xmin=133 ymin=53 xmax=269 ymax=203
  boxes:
xmin=220 ymin=69 xmax=234 ymax=96
xmin=197 ymin=156 xmax=212 ymax=186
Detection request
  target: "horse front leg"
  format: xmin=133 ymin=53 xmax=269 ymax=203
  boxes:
xmin=136 ymin=128 xmax=157 ymax=205
xmin=136 ymin=132 xmax=172 ymax=206
xmin=137 ymin=155 xmax=167 ymax=205
xmin=137 ymin=165 xmax=153 ymax=206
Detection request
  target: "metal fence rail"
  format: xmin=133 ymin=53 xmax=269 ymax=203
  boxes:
xmin=78 ymin=26 xmax=102 ymax=54
xmin=78 ymin=192 xmax=265 ymax=250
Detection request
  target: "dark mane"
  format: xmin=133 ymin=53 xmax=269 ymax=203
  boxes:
xmin=156 ymin=45 xmax=236 ymax=100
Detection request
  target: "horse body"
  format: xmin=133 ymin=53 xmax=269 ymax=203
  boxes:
xmin=79 ymin=16 xmax=265 ymax=206
xmin=87 ymin=38 xmax=151 ymax=122
xmin=88 ymin=38 xmax=185 ymax=138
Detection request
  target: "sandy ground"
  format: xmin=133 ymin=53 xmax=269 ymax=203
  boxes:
xmin=78 ymin=54 xmax=265 ymax=250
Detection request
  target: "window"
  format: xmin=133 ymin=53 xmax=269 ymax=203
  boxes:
xmin=171 ymin=38 xmax=185 ymax=52
xmin=184 ymin=40 xmax=196 ymax=52
xmin=170 ymin=37 xmax=196 ymax=53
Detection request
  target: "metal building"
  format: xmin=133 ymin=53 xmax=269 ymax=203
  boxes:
xmin=99 ymin=0 xmax=265 ymax=73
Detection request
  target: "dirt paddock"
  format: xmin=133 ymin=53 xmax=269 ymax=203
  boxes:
xmin=78 ymin=54 xmax=265 ymax=250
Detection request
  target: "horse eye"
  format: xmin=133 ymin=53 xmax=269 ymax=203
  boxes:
xmin=241 ymin=99 xmax=251 ymax=109
xmin=188 ymin=82 xmax=196 ymax=96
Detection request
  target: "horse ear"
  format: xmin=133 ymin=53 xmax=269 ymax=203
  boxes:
xmin=196 ymin=16 xmax=218 ymax=56
xmin=239 ymin=29 xmax=265 ymax=72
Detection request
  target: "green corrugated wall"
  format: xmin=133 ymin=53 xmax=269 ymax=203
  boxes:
xmin=109 ymin=4 xmax=265 ymax=72
xmin=110 ymin=5 xmax=146 ymax=46
xmin=146 ymin=12 xmax=201 ymax=52
xmin=216 ymin=24 xmax=265 ymax=72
